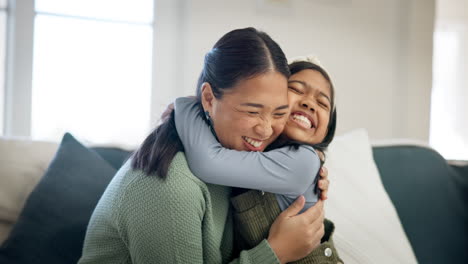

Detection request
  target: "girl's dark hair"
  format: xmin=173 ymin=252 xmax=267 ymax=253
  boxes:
xmin=131 ymin=27 xmax=290 ymax=178
xmin=289 ymin=61 xmax=337 ymax=153
xmin=267 ymin=61 xmax=337 ymax=156
xmin=276 ymin=61 xmax=338 ymax=197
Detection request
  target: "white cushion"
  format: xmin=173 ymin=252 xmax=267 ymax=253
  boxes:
xmin=325 ymin=129 xmax=418 ymax=264
xmin=0 ymin=137 xmax=58 ymax=244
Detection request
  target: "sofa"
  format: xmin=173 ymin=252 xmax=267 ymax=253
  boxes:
xmin=0 ymin=131 xmax=466 ymax=264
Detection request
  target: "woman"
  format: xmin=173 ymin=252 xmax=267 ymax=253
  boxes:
xmin=173 ymin=56 xmax=342 ymax=263
xmin=79 ymin=28 xmax=328 ymax=264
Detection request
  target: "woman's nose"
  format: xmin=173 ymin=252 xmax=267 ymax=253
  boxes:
xmin=254 ymin=119 xmax=273 ymax=139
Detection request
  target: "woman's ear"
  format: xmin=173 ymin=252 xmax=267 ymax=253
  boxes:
xmin=201 ymin=82 xmax=215 ymax=113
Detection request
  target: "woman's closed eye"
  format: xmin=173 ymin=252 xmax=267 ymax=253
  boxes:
xmin=273 ymin=112 xmax=288 ymax=118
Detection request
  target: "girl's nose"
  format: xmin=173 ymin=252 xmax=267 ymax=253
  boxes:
xmin=300 ymin=100 xmax=316 ymax=112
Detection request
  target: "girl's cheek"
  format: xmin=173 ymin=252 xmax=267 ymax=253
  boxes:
xmin=287 ymin=93 xmax=300 ymax=105
xmin=273 ymin=121 xmax=286 ymax=135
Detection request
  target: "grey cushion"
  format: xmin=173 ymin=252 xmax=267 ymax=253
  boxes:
xmin=373 ymin=146 xmax=468 ymax=264
xmin=0 ymin=133 xmax=118 ymax=264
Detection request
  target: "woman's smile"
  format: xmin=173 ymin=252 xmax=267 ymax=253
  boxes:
xmin=242 ymin=136 xmax=265 ymax=151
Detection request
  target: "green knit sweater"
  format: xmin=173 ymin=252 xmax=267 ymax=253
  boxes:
xmin=78 ymin=152 xmax=279 ymax=264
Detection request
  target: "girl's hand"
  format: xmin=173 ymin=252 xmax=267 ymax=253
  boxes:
xmin=318 ymin=166 xmax=329 ymax=200
xmin=268 ymin=197 xmax=325 ymax=263
xmin=315 ymin=150 xmax=329 ymax=200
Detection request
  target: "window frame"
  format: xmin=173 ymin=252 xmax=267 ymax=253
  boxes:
xmin=4 ymin=0 xmax=35 ymax=136
xmin=2 ymin=0 xmax=179 ymax=140
xmin=0 ymin=3 xmax=8 ymax=135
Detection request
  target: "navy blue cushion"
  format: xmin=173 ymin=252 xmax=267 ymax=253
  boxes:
xmin=0 ymin=133 xmax=117 ymax=264
xmin=91 ymin=147 xmax=131 ymax=170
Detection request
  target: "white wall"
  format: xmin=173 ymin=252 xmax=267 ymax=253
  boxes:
xmin=153 ymin=0 xmax=435 ymax=141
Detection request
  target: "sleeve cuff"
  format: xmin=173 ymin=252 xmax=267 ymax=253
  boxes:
xmin=242 ymin=239 xmax=280 ymax=264
xmin=307 ymin=219 xmax=344 ymax=263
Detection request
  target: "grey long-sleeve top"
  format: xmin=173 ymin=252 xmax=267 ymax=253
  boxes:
xmin=174 ymin=97 xmax=321 ymax=211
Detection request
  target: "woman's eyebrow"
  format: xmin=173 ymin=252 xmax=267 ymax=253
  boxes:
xmin=275 ymin=105 xmax=290 ymax=110
xmin=289 ymin=80 xmax=331 ymax=104
xmin=241 ymin=102 xmax=289 ymax=110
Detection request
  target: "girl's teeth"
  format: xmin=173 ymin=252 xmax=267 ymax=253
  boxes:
xmin=292 ymin=114 xmax=312 ymax=128
xmin=244 ymin=137 xmax=262 ymax=148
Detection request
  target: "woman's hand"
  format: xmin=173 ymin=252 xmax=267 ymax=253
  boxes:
xmin=318 ymin=166 xmax=329 ymax=200
xmin=267 ymin=196 xmax=325 ymax=263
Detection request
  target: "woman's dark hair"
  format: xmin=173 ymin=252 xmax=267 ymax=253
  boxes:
xmin=267 ymin=61 xmax=337 ymax=156
xmin=131 ymin=27 xmax=290 ymax=178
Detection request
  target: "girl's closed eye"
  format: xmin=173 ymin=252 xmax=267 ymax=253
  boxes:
xmin=288 ymin=86 xmax=303 ymax=94
xmin=319 ymin=101 xmax=329 ymax=109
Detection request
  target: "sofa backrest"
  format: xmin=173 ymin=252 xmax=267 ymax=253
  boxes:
xmin=0 ymin=138 xmax=59 ymax=244
xmin=373 ymin=145 xmax=468 ymax=264
xmin=2 ymin=137 xmax=467 ymax=263
xmin=94 ymin=142 xmax=468 ymax=263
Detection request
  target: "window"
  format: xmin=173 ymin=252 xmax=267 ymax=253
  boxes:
xmin=31 ymin=0 xmax=154 ymax=146
xmin=430 ymin=28 xmax=468 ymax=160
xmin=430 ymin=0 xmax=468 ymax=160
xmin=0 ymin=0 xmax=7 ymax=135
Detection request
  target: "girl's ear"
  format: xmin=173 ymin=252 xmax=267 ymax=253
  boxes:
xmin=201 ymin=82 xmax=215 ymax=114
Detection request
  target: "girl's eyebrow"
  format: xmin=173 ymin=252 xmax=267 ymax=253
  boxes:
xmin=240 ymin=102 xmax=289 ymax=110
xmin=288 ymin=80 xmax=331 ymax=104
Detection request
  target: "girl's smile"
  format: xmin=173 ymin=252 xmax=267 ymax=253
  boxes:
xmin=290 ymin=111 xmax=316 ymax=129
xmin=283 ymin=69 xmax=332 ymax=145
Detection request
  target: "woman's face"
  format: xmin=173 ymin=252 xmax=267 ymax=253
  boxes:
xmin=283 ymin=69 xmax=332 ymax=145
xmin=202 ymin=71 xmax=289 ymax=152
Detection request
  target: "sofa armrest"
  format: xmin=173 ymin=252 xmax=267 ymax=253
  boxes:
xmin=450 ymin=162 xmax=468 ymax=206
xmin=373 ymin=145 xmax=468 ymax=264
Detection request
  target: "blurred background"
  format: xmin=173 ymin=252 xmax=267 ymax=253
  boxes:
xmin=0 ymin=0 xmax=466 ymax=160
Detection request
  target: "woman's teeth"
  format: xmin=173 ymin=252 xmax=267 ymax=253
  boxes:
xmin=292 ymin=114 xmax=312 ymax=128
xmin=243 ymin=136 xmax=262 ymax=148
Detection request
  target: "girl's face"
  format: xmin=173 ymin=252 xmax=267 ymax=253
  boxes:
xmin=283 ymin=69 xmax=332 ymax=145
xmin=202 ymin=71 xmax=290 ymax=152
